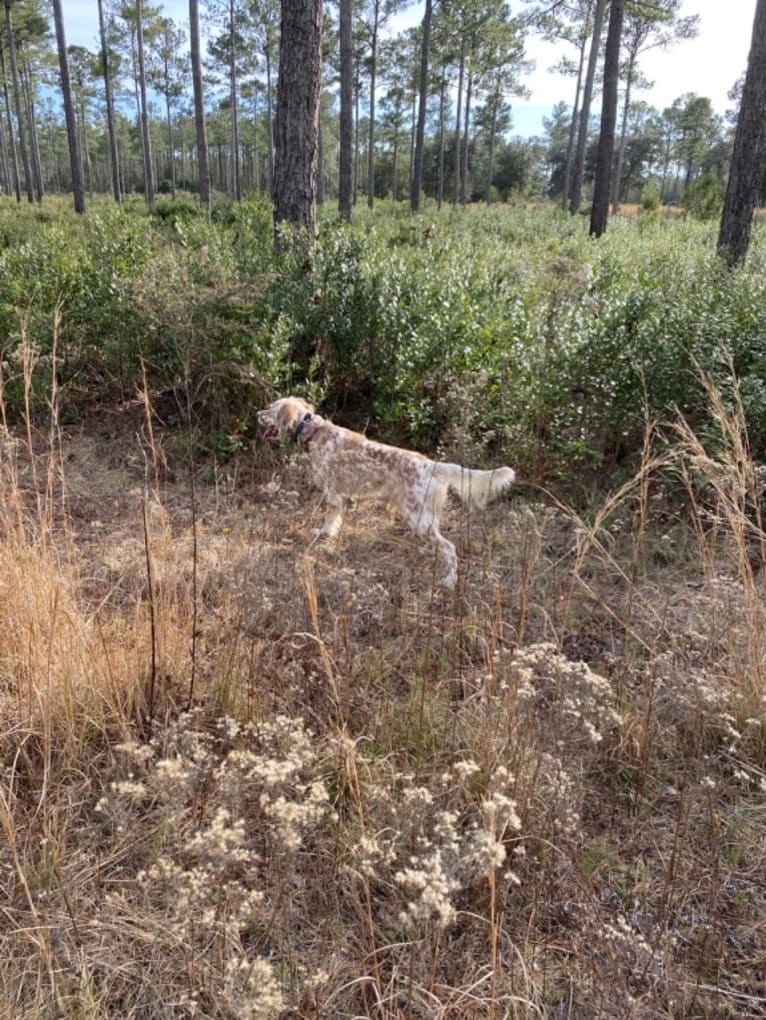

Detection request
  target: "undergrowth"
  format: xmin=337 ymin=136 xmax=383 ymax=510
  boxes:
xmin=1 ymin=197 xmax=766 ymax=475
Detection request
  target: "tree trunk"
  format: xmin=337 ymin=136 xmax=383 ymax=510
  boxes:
xmin=76 ymin=91 xmax=93 ymax=198
xmin=453 ymin=35 xmax=466 ymax=207
xmin=610 ymin=53 xmax=635 ymax=211
xmin=366 ymin=3 xmax=379 ymax=209
xmin=189 ymin=0 xmax=211 ymax=205
xmin=718 ymin=0 xmax=766 ymax=266
xmin=392 ymin=128 xmax=398 ymax=201
xmin=4 ymin=0 xmax=33 ymax=203
xmin=265 ymin=46 xmax=274 ymax=193
xmin=338 ymin=0 xmax=352 ymax=219
xmin=98 ymin=0 xmax=121 ymax=202
xmin=317 ymin=103 xmax=324 ymax=204
xmin=353 ymin=62 xmax=361 ymax=203
xmin=461 ymin=70 xmax=472 ymax=206
xmin=569 ymin=0 xmax=606 ymax=215
xmin=22 ymin=66 xmax=43 ymax=202
xmin=562 ymin=16 xmax=588 ymax=211
xmin=410 ymin=0 xmax=432 ymax=213
xmin=486 ymin=87 xmax=498 ymax=204
xmin=437 ymin=76 xmax=445 ymax=210
xmin=135 ymin=0 xmax=154 ymax=205
xmin=590 ymin=0 xmax=625 ymax=237
xmin=164 ymin=70 xmax=176 ymax=200
xmin=228 ymin=0 xmax=241 ymax=200
xmin=252 ymin=91 xmax=260 ymax=192
xmin=408 ymin=91 xmax=416 ymax=195
xmin=0 ymin=108 xmax=9 ymax=194
xmin=273 ymin=0 xmax=323 ymax=235
xmin=0 ymin=47 xmax=21 ymax=202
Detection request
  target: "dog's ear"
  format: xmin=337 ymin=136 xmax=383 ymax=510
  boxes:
xmin=276 ymin=400 xmax=302 ymax=433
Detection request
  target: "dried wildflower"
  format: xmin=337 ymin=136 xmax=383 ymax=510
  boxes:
xmin=511 ymin=643 xmax=622 ymax=749
xmin=111 ymin=780 xmax=149 ymax=802
xmin=223 ymin=957 xmax=284 ymax=1020
xmin=396 ymin=848 xmax=457 ymax=930
xmin=482 ymin=791 xmax=522 ymax=834
xmin=453 ymin=759 xmax=481 ymax=780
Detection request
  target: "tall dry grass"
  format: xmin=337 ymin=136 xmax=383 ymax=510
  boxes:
xmin=1 ymin=364 xmax=765 ymax=1018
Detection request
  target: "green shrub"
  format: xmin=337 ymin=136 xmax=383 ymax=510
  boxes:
xmin=3 ymin=199 xmax=766 ymax=478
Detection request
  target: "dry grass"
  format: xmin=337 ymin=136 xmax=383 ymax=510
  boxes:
xmin=1 ymin=380 xmax=766 ymax=1019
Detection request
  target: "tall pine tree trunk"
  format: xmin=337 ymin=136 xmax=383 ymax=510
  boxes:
xmin=366 ymin=4 xmax=379 ymax=209
xmin=228 ymin=0 xmax=241 ymax=200
xmin=569 ymin=0 xmax=606 ymax=215
xmin=265 ymin=47 xmax=274 ymax=194
xmin=22 ymin=66 xmax=43 ymax=201
xmin=252 ymin=91 xmax=260 ymax=192
xmin=460 ymin=70 xmax=472 ymax=206
xmin=135 ymin=0 xmax=154 ymax=205
xmin=410 ymin=0 xmax=432 ymax=213
xmin=338 ymin=0 xmax=352 ymax=219
xmin=590 ymin=0 xmax=625 ymax=237
xmin=452 ymin=36 xmax=466 ymax=207
xmin=4 ymin=0 xmax=33 ymax=203
xmin=52 ymin=0 xmax=83 ymax=211
xmin=562 ymin=17 xmax=588 ymax=211
xmin=718 ymin=0 xmax=766 ymax=266
xmin=164 ymin=69 xmax=176 ymax=199
xmin=0 ymin=47 xmax=19 ymax=201
xmin=486 ymin=87 xmax=498 ymax=204
xmin=610 ymin=54 xmax=635 ymax=211
xmin=317 ymin=101 xmax=324 ymax=205
xmin=392 ymin=127 xmax=398 ymax=200
xmin=98 ymin=0 xmax=120 ymax=202
xmin=437 ymin=76 xmax=446 ymax=210
xmin=53 ymin=0 xmax=84 ymax=211
xmin=273 ymin=0 xmax=323 ymax=235
xmin=354 ymin=64 xmax=361 ymax=203
xmin=0 ymin=110 xmax=9 ymax=193
xmin=189 ymin=0 xmax=210 ymax=205
xmin=408 ymin=91 xmax=415 ymax=195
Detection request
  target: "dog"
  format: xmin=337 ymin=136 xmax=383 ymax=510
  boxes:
xmin=257 ymin=396 xmax=515 ymax=588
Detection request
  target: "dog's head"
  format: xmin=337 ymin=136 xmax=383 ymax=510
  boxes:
xmin=257 ymin=396 xmax=315 ymax=441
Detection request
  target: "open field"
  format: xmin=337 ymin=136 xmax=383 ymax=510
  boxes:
xmin=1 ymin=390 xmax=765 ymax=1018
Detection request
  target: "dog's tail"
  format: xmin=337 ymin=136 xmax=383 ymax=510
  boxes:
xmin=433 ymin=463 xmax=516 ymax=509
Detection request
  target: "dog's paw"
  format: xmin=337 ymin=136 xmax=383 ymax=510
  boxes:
xmin=313 ymin=526 xmax=340 ymax=539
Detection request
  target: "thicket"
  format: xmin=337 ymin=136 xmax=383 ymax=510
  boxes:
xmin=1 ymin=195 xmax=765 ymax=476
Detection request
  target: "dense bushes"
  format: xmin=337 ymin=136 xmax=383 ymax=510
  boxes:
xmin=1 ymin=195 xmax=765 ymax=475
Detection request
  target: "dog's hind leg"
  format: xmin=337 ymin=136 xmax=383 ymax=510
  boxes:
xmin=401 ymin=500 xmax=458 ymax=589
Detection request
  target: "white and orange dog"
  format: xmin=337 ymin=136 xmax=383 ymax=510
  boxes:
xmin=257 ymin=396 xmax=515 ymax=588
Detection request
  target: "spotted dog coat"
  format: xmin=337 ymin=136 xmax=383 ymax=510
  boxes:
xmin=257 ymin=396 xmax=516 ymax=588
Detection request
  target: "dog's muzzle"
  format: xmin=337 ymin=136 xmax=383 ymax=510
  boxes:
xmin=257 ymin=411 xmax=279 ymax=441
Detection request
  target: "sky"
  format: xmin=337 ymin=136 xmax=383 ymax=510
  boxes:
xmin=60 ymin=0 xmax=758 ymax=138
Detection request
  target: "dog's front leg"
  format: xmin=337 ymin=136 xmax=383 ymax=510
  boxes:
xmin=314 ymin=490 xmax=345 ymax=538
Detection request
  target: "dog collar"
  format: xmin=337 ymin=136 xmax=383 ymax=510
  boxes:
xmin=290 ymin=412 xmax=313 ymax=444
